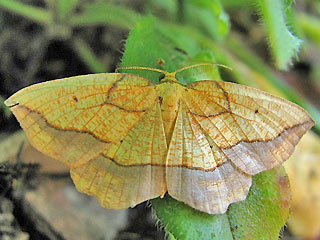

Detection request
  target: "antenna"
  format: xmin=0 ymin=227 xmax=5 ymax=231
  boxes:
xmin=173 ymin=63 xmax=232 ymax=74
xmin=116 ymin=66 xmax=167 ymax=74
xmin=115 ymin=63 xmax=232 ymax=76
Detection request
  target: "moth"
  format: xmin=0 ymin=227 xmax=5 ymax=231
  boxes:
xmin=5 ymin=65 xmax=314 ymax=214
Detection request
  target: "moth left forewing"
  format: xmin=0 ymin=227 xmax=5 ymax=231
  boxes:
xmin=5 ymin=74 xmax=122 ymax=166
xmin=5 ymin=73 xmax=158 ymax=167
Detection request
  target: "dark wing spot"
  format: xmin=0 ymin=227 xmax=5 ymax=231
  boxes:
xmin=72 ymin=96 xmax=78 ymax=102
xmin=255 ymin=109 xmax=259 ymax=114
xmin=120 ymin=140 xmax=123 ymax=143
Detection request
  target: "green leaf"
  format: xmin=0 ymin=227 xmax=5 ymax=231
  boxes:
xmin=57 ymin=0 xmax=79 ymax=22
xmin=257 ymin=0 xmax=302 ymax=70
xmin=121 ymin=17 xmax=220 ymax=84
xmin=220 ymin=0 xmax=255 ymax=9
xmin=152 ymin=196 xmax=233 ymax=240
xmin=121 ymin=17 xmax=290 ymax=240
xmin=281 ymin=0 xmax=294 ymax=9
xmin=70 ymin=2 xmax=141 ymax=29
xmin=0 ymin=0 xmax=51 ymax=25
xmin=147 ymin=0 xmax=230 ymax=40
xmin=184 ymin=0 xmax=230 ymax=40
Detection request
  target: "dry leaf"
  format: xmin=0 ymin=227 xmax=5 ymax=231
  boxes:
xmin=284 ymin=132 xmax=320 ymax=239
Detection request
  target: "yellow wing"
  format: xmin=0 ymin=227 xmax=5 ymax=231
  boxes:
xmin=5 ymin=73 xmax=168 ymax=209
xmin=5 ymin=73 xmax=158 ymax=166
xmin=166 ymin=102 xmax=252 ymax=214
xmin=184 ymin=80 xmax=314 ymax=175
xmin=71 ymin=102 xmax=167 ymax=209
xmin=166 ymin=80 xmax=314 ymax=214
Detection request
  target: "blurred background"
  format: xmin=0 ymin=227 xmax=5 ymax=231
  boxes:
xmin=0 ymin=0 xmax=319 ymax=239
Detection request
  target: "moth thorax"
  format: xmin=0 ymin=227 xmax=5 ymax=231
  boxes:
xmin=159 ymin=72 xmax=178 ymax=83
